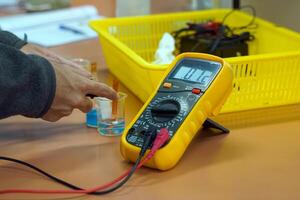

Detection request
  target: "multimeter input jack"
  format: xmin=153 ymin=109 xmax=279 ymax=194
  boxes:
xmin=140 ymin=128 xmax=158 ymax=147
xmin=127 ymin=127 xmax=160 ymax=148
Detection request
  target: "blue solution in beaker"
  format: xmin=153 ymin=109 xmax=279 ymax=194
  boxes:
xmin=86 ymin=108 xmax=97 ymax=128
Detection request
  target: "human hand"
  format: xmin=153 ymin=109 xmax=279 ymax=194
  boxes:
xmin=21 ymin=43 xmax=91 ymax=78
xmin=42 ymin=62 xmax=117 ymax=122
xmin=21 ymin=43 xmax=117 ymax=122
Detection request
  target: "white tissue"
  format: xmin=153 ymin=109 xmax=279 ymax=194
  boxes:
xmin=99 ymin=100 xmax=112 ymax=120
xmin=152 ymin=32 xmax=175 ymax=65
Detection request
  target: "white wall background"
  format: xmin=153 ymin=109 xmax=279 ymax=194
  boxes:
xmin=241 ymin=0 xmax=300 ymax=32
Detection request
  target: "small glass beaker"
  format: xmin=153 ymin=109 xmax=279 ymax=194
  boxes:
xmin=95 ymin=92 xmax=127 ymax=136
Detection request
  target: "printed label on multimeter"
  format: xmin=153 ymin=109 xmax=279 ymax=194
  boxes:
xmin=121 ymin=53 xmax=233 ymax=170
xmin=126 ymin=58 xmax=221 ymax=147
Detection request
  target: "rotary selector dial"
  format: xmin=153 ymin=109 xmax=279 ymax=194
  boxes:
xmin=151 ymin=99 xmax=180 ymax=122
xmin=143 ymin=95 xmax=188 ymax=129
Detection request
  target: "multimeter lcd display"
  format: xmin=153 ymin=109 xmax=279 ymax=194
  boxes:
xmin=170 ymin=59 xmax=221 ymax=87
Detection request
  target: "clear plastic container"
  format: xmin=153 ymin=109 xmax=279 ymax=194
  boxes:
xmin=95 ymin=92 xmax=127 ymax=136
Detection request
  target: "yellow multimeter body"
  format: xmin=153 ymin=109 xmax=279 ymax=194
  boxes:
xmin=121 ymin=53 xmax=233 ymax=170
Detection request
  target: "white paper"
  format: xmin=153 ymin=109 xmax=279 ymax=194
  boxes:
xmin=0 ymin=0 xmax=18 ymax=7
xmin=0 ymin=5 xmax=102 ymax=47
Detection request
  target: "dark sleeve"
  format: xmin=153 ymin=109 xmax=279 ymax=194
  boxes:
xmin=0 ymin=30 xmax=27 ymax=49
xmin=0 ymin=43 xmax=56 ymax=119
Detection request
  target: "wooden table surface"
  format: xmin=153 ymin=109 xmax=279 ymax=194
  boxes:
xmin=1 ymin=33 xmax=300 ymax=200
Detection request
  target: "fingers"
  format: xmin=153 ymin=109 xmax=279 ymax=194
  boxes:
xmin=84 ymin=80 xmax=118 ymax=100
xmin=42 ymin=112 xmax=65 ymax=122
xmin=42 ymin=109 xmax=73 ymax=122
xmin=71 ymin=67 xmax=92 ymax=79
xmin=42 ymin=99 xmax=92 ymax=122
xmin=76 ymin=97 xmax=93 ymax=113
xmin=43 ymin=97 xmax=93 ymax=121
xmin=68 ymin=94 xmax=94 ymax=113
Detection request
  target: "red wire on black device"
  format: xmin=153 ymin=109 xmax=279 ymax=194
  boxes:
xmin=0 ymin=128 xmax=170 ymax=195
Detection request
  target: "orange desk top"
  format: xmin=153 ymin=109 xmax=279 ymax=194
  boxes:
xmin=1 ymin=38 xmax=300 ymax=200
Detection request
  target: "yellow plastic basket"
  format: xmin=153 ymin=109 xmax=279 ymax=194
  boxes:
xmin=90 ymin=9 xmax=300 ymax=113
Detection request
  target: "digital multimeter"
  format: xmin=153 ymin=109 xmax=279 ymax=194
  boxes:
xmin=121 ymin=53 xmax=233 ymax=170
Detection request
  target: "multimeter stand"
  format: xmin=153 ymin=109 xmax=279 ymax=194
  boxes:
xmin=203 ymin=118 xmax=229 ymax=134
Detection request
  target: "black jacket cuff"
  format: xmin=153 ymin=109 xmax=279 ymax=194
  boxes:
xmin=0 ymin=30 xmax=27 ymax=49
xmin=27 ymin=55 xmax=56 ymax=118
